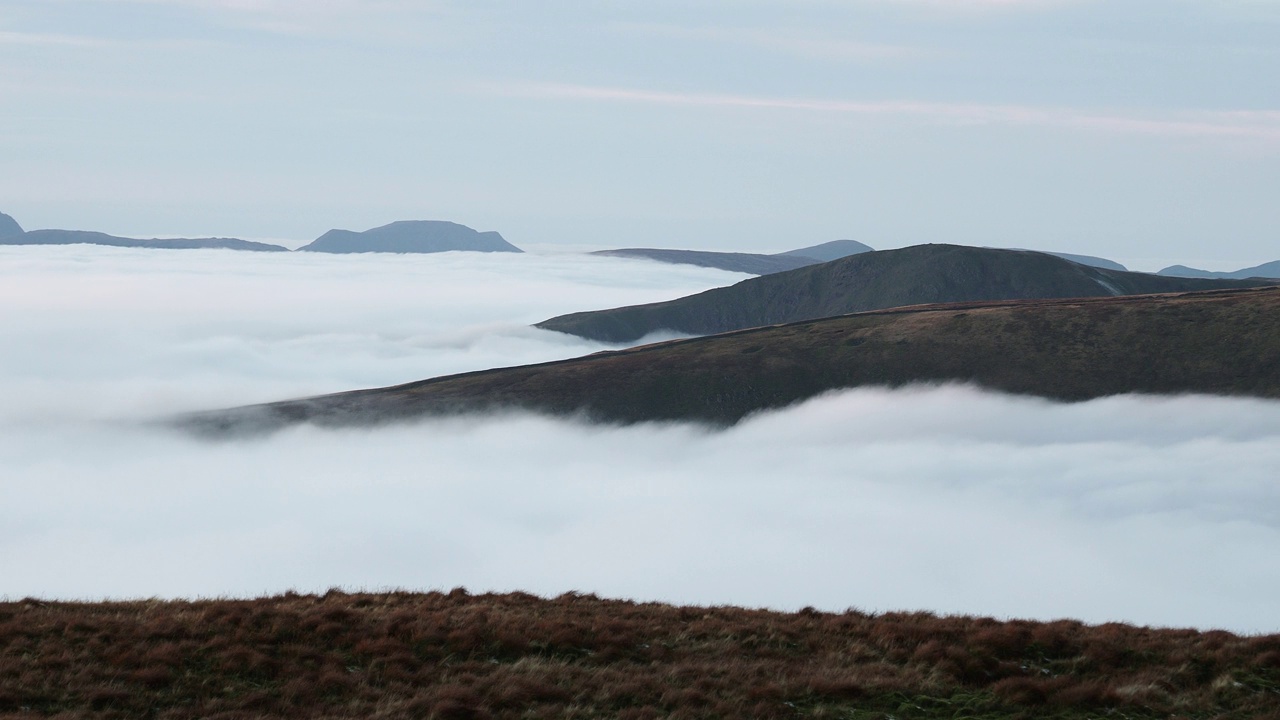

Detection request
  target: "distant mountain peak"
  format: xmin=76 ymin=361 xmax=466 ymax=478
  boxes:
xmin=0 ymin=210 xmax=23 ymax=238
xmin=299 ymin=220 xmax=522 ymax=254
xmin=777 ymin=239 xmax=874 ymax=262
xmin=1159 ymin=261 xmax=1280 ymax=281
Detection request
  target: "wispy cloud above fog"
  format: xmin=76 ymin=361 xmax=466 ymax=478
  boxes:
xmin=1 ymin=246 xmax=1278 ymax=633
xmin=499 ymin=82 xmax=1280 ymax=146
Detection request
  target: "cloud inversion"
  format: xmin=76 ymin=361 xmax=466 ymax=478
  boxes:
xmin=1 ymin=245 xmax=1277 ymax=634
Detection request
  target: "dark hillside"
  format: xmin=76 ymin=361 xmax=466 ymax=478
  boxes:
xmin=182 ymin=287 xmax=1280 ymax=437
xmin=539 ymin=244 xmax=1270 ymax=343
xmin=3 ymin=590 xmax=1276 ymax=720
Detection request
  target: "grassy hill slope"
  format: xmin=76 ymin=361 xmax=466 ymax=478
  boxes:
xmin=182 ymin=287 xmax=1280 ymax=437
xmin=2 ymin=590 xmax=1276 ymax=719
xmin=540 ymin=244 xmax=1270 ymax=343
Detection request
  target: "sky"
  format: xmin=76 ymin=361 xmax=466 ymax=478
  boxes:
xmin=3 ymin=245 xmax=1279 ymax=633
xmin=1 ymin=0 xmax=1278 ymax=270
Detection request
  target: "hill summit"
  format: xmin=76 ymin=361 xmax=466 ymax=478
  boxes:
xmin=298 ymin=220 xmax=522 ymax=254
xmin=538 ymin=244 xmax=1273 ymax=343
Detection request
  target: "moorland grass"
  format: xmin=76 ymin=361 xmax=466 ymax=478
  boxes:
xmin=2 ymin=590 xmax=1278 ymax=719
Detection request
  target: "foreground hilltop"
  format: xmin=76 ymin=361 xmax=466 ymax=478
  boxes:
xmin=2 ymin=590 xmax=1276 ymax=719
xmin=182 ymin=287 xmax=1280 ymax=436
xmin=539 ymin=244 xmax=1272 ymax=344
xmin=0 ymin=210 xmax=22 ymax=238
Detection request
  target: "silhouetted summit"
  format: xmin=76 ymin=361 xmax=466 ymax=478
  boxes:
xmin=539 ymin=244 xmax=1274 ymax=343
xmin=0 ymin=211 xmax=22 ymax=238
xmin=777 ymin=239 xmax=874 ymax=262
xmin=298 ymin=220 xmax=522 ymax=254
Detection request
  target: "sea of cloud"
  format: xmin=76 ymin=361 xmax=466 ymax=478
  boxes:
xmin=2 ymin=245 xmax=1278 ymax=634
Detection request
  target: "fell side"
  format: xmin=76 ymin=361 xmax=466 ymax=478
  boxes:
xmin=181 ymin=287 xmax=1280 ymax=437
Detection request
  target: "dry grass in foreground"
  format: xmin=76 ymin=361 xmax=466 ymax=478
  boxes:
xmin=2 ymin=590 xmax=1278 ymax=719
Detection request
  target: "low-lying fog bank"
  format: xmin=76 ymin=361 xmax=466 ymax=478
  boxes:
xmin=4 ymin=388 xmax=1279 ymax=634
xmin=2 ymin=246 xmax=1277 ymax=634
xmin=0 ymin=245 xmax=728 ymax=420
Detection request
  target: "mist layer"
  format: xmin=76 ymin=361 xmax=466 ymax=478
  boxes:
xmin=2 ymin=246 xmax=1277 ymax=634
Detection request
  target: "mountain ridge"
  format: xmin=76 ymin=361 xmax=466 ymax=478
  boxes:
xmin=1159 ymin=260 xmax=1280 ymax=280
xmin=2 ymin=229 xmax=290 ymax=252
xmin=298 ymin=220 xmax=522 ymax=254
xmin=0 ymin=211 xmax=519 ymax=254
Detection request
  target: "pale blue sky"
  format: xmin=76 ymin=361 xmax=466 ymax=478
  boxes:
xmin=2 ymin=0 xmax=1277 ymax=268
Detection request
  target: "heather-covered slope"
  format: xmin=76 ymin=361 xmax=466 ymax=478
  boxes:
xmin=0 ymin=229 xmax=288 ymax=251
xmin=182 ymin=287 xmax=1280 ymax=437
xmin=298 ymin=220 xmax=522 ymax=254
xmin=540 ymin=244 xmax=1271 ymax=343
xmin=3 ymin=590 xmax=1276 ymax=720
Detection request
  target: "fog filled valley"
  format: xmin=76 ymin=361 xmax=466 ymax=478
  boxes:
xmin=3 ymin=246 xmax=1279 ymax=635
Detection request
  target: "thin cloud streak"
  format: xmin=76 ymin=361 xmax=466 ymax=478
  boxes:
xmin=499 ymin=82 xmax=1280 ymax=145
xmin=0 ymin=30 xmax=113 ymax=48
xmin=614 ymin=22 xmax=924 ymax=62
